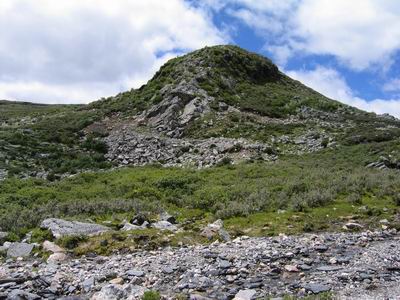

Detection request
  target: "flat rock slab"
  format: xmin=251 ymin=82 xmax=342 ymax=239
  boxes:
xmin=304 ymin=283 xmax=331 ymax=294
xmin=41 ymin=218 xmax=110 ymax=238
xmin=234 ymin=289 xmax=257 ymax=300
xmin=7 ymin=242 xmax=34 ymax=258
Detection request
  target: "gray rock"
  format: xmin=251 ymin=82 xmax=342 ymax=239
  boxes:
xmin=130 ymin=214 xmax=149 ymax=226
xmin=233 ymin=289 xmax=257 ymax=300
xmin=126 ymin=269 xmax=145 ymax=277
xmin=42 ymin=240 xmax=65 ymax=253
xmin=82 ymin=276 xmax=95 ymax=292
xmin=219 ymin=259 xmax=231 ymax=269
xmin=160 ymin=212 xmax=177 ymax=224
xmin=152 ymin=220 xmax=178 ymax=231
xmin=190 ymin=294 xmax=213 ymax=300
xmin=91 ymin=284 xmax=127 ymax=300
xmin=7 ymin=242 xmax=34 ymax=258
xmin=316 ymin=265 xmax=342 ymax=272
xmin=41 ymin=218 xmax=110 ymax=238
xmin=120 ymin=222 xmax=143 ymax=231
xmin=47 ymin=252 xmax=68 ymax=264
xmin=8 ymin=289 xmax=40 ymax=300
xmin=304 ymin=283 xmax=331 ymax=294
xmin=162 ymin=266 xmax=175 ymax=274
xmin=201 ymin=219 xmax=230 ymax=241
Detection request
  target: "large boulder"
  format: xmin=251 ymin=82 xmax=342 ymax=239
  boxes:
xmin=201 ymin=219 xmax=231 ymax=242
xmin=151 ymin=220 xmax=178 ymax=231
xmin=41 ymin=218 xmax=110 ymax=238
xmin=7 ymin=242 xmax=34 ymax=258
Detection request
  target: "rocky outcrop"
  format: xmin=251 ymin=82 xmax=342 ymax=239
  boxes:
xmin=105 ymin=130 xmax=274 ymax=168
xmin=141 ymin=81 xmax=212 ymax=138
xmin=41 ymin=218 xmax=110 ymax=238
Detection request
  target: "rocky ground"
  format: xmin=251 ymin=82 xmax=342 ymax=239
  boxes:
xmin=1 ymin=229 xmax=400 ymax=299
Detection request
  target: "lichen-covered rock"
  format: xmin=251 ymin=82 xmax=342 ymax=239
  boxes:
xmin=7 ymin=242 xmax=34 ymax=258
xmin=41 ymin=218 xmax=110 ymax=238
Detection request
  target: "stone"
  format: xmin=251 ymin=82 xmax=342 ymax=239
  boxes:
xmin=219 ymin=260 xmax=231 ymax=269
xmin=82 ymin=277 xmax=95 ymax=292
xmin=43 ymin=240 xmax=65 ymax=253
xmin=109 ymin=277 xmax=124 ymax=285
xmin=91 ymin=284 xmax=127 ymax=300
xmin=162 ymin=266 xmax=175 ymax=274
xmin=160 ymin=212 xmax=177 ymax=224
xmin=120 ymin=222 xmax=143 ymax=231
xmin=126 ymin=269 xmax=145 ymax=277
xmin=7 ymin=242 xmax=34 ymax=258
xmin=233 ymin=289 xmax=257 ymax=300
xmin=201 ymin=219 xmax=230 ymax=241
xmin=47 ymin=252 xmax=68 ymax=264
xmin=285 ymin=265 xmax=299 ymax=272
xmin=41 ymin=218 xmax=110 ymax=238
xmin=316 ymin=266 xmax=342 ymax=272
xmin=304 ymin=283 xmax=331 ymax=294
xmin=152 ymin=220 xmax=178 ymax=231
xmin=343 ymin=222 xmax=364 ymax=230
xmin=130 ymin=214 xmax=149 ymax=226
xmin=7 ymin=289 xmax=40 ymax=300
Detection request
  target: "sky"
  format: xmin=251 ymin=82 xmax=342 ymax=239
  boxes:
xmin=1 ymin=1 xmax=400 ymax=117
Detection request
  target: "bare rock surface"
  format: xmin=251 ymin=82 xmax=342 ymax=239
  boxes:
xmin=6 ymin=242 xmax=34 ymax=258
xmin=1 ymin=230 xmax=400 ymax=299
xmin=41 ymin=218 xmax=111 ymax=238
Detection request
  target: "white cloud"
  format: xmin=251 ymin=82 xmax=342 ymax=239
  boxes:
xmin=224 ymin=0 xmax=400 ymax=71
xmin=287 ymin=66 xmax=400 ymax=118
xmin=383 ymin=78 xmax=400 ymax=92
xmin=0 ymin=0 xmax=227 ymax=103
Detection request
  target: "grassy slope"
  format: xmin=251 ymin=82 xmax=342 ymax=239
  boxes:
xmin=0 ymin=101 xmax=110 ymax=177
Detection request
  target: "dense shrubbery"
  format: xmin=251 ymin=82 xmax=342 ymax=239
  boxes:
xmin=1 ymin=143 xmax=400 ymax=235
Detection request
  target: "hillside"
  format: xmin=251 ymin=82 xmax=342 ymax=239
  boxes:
xmin=1 ymin=45 xmax=400 ymax=179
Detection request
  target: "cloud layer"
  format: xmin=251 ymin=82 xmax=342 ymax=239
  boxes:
xmin=287 ymin=66 xmax=400 ymax=117
xmin=0 ymin=0 xmax=226 ymax=103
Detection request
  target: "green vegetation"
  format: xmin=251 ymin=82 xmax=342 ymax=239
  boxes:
xmin=194 ymin=45 xmax=343 ymax=118
xmin=0 ymin=101 xmax=111 ymax=177
xmin=142 ymin=291 xmax=161 ymax=300
xmin=1 ymin=140 xmax=400 ymax=239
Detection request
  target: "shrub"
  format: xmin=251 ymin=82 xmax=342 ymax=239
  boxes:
xmin=142 ymin=291 xmax=161 ymax=300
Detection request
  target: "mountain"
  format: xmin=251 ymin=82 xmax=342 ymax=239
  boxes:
xmin=1 ymin=45 xmax=400 ymax=180
xmin=3 ymin=46 xmax=400 ymax=300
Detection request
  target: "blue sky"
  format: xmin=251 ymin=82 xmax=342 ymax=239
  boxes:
xmin=1 ymin=0 xmax=400 ymax=116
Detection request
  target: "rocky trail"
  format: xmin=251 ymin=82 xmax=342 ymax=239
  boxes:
xmin=2 ymin=229 xmax=400 ymax=299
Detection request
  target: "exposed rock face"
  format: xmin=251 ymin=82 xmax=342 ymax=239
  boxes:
xmin=105 ymin=130 xmax=274 ymax=168
xmin=41 ymin=218 xmax=110 ymax=238
xmin=6 ymin=242 xmax=34 ymax=258
xmin=142 ymin=81 xmax=212 ymax=138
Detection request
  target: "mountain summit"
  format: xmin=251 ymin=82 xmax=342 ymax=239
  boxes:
xmin=1 ymin=45 xmax=400 ymax=178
